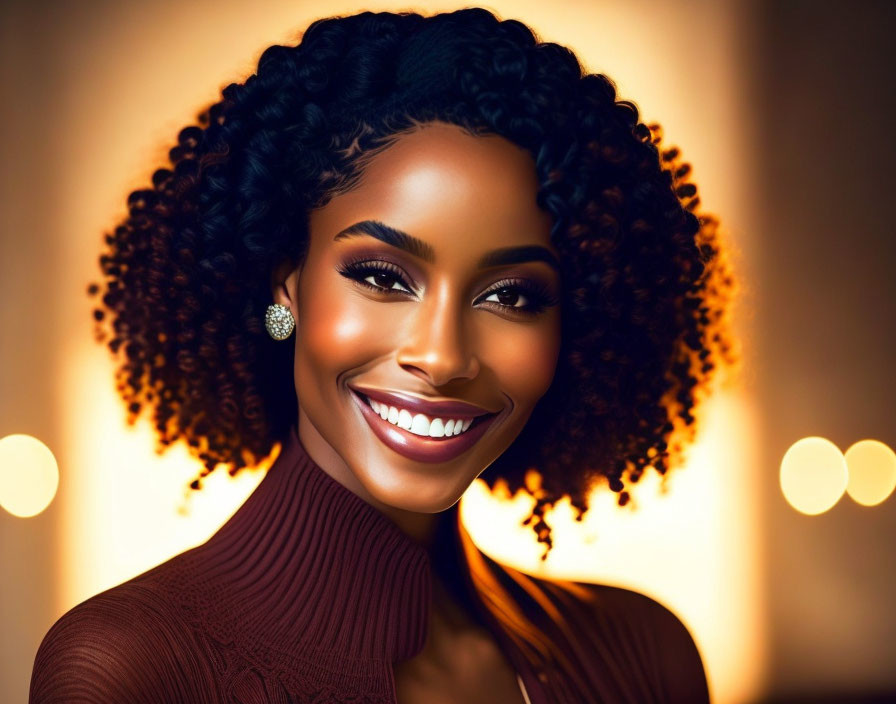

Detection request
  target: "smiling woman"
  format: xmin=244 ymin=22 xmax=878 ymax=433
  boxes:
xmin=30 ymin=7 xmax=735 ymax=704
xmin=274 ymin=123 xmax=563 ymax=520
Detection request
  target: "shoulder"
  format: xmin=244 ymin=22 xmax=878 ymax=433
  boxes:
xmin=29 ymin=575 xmax=207 ymax=703
xmin=544 ymin=578 xmax=711 ymax=703
xmin=569 ymin=580 xmax=696 ymax=635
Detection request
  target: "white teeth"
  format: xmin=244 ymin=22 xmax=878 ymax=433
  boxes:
xmin=429 ymin=418 xmax=445 ymax=438
xmin=367 ymin=397 xmax=476 ymax=438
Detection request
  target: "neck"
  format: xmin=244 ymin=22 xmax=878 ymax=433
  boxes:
xmin=382 ymin=505 xmax=444 ymax=550
xmin=294 ymin=411 xmax=483 ymax=631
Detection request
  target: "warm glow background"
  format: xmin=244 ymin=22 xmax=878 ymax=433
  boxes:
xmin=2 ymin=1 xmax=894 ymax=703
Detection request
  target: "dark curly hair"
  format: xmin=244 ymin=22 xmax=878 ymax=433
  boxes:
xmin=87 ymin=7 xmax=738 ymax=560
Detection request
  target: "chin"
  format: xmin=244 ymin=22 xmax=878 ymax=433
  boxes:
xmin=355 ymin=461 xmax=475 ymax=514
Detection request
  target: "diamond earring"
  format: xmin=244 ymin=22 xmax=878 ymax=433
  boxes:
xmin=265 ymin=303 xmax=295 ymax=340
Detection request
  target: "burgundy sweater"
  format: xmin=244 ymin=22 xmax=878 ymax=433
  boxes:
xmin=29 ymin=425 xmax=710 ymax=703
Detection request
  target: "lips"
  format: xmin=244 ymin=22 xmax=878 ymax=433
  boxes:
xmin=350 ymin=385 xmax=495 ymax=419
xmin=349 ymin=387 xmax=499 ymax=463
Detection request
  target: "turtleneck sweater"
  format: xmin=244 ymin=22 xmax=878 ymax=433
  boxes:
xmin=29 ymin=424 xmax=710 ymax=703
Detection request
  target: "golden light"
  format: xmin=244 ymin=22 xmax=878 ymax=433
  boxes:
xmin=780 ymin=436 xmax=848 ymax=515
xmin=462 ymin=391 xmax=765 ymax=704
xmin=0 ymin=434 xmax=60 ymax=518
xmin=844 ymin=439 xmax=896 ymax=507
xmin=59 ymin=342 xmax=267 ymax=612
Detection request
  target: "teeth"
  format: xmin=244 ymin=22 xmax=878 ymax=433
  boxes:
xmin=367 ymin=397 xmax=475 ymax=438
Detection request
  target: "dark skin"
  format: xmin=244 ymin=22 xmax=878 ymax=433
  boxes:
xmin=271 ymin=121 xmax=560 ymax=702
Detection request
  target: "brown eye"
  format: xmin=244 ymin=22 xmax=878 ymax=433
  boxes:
xmin=365 ymin=271 xmax=409 ymax=292
xmin=337 ymin=259 xmax=415 ymax=295
xmin=494 ymin=287 xmax=521 ymax=307
xmin=478 ymin=277 xmax=558 ymax=316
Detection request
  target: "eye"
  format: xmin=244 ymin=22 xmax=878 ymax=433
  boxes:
xmin=337 ymin=258 xmax=415 ymax=295
xmin=477 ymin=278 xmax=558 ymax=317
xmin=336 ymin=257 xmax=559 ymax=317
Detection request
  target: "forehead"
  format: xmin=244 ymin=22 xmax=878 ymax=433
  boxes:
xmin=309 ymin=122 xmax=555 ymax=258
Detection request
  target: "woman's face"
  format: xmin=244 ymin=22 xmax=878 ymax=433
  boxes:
xmin=273 ymin=121 xmax=561 ymax=516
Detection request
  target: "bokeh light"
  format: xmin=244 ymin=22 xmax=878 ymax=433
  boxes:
xmin=0 ymin=434 xmax=60 ymax=518
xmin=780 ymin=436 xmax=848 ymax=515
xmin=844 ymin=439 xmax=896 ymax=507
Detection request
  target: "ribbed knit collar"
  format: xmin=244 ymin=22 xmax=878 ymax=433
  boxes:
xmin=162 ymin=424 xmax=434 ymax=695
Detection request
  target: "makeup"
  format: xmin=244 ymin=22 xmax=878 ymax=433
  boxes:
xmin=350 ymin=387 xmax=499 ymax=463
xmin=288 ymin=121 xmax=561 ymax=512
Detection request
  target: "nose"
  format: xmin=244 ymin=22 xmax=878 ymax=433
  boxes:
xmin=396 ymin=283 xmax=481 ymax=387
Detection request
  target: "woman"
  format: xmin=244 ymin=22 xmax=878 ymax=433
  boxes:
xmin=30 ymin=8 xmax=735 ymax=703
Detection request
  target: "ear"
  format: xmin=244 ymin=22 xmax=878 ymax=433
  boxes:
xmin=270 ymin=258 xmax=301 ymax=320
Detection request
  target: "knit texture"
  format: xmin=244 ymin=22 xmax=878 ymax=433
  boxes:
xmin=29 ymin=425 xmax=710 ymax=703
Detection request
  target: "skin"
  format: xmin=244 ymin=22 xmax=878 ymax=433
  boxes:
xmin=270 ymin=120 xmax=560 ymax=702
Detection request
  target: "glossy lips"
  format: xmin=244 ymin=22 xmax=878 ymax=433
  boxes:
xmin=352 ymin=386 xmax=495 ymax=419
xmin=349 ymin=388 xmax=499 ymax=463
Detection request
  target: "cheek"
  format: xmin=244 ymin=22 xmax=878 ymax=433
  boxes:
xmin=295 ymin=272 xmax=394 ymax=384
xmin=483 ymin=316 xmax=561 ymax=409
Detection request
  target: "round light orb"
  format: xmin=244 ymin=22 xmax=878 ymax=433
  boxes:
xmin=780 ymin=436 xmax=847 ymax=515
xmin=844 ymin=439 xmax=896 ymax=507
xmin=0 ymin=434 xmax=60 ymax=518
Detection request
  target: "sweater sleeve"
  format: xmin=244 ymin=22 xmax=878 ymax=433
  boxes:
xmin=29 ymin=586 xmax=202 ymax=704
xmin=582 ymin=582 xmax=711 ymax=704
xmin=550 ymin=580 xmax=710 ymax=704
xmin=634 ymin=591 xmax=710 ymax=703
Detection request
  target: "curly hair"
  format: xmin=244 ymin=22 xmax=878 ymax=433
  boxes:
xmin=88 ymin=8 xmax=738 ymax=560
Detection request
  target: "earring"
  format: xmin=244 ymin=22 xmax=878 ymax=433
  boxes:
xmin=265 ymin=303 xmax=295 ymax=340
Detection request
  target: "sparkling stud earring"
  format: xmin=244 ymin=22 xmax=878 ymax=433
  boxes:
xmin=265 ymin=303 xmax=295 ymax=340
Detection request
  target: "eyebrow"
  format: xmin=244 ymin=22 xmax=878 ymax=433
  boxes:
xmin=333 ymin=220 xmax=561 ymax=273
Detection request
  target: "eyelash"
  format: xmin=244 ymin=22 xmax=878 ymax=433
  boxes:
xmin=336 ymin=257 xmax=558 ymax=316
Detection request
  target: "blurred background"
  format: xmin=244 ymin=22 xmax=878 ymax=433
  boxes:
xmin=2 ymin=0 xmax=895 ymax=702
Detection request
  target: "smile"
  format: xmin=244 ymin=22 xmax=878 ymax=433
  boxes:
xmin=349 ymin=388 xmax=500 ymax=463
